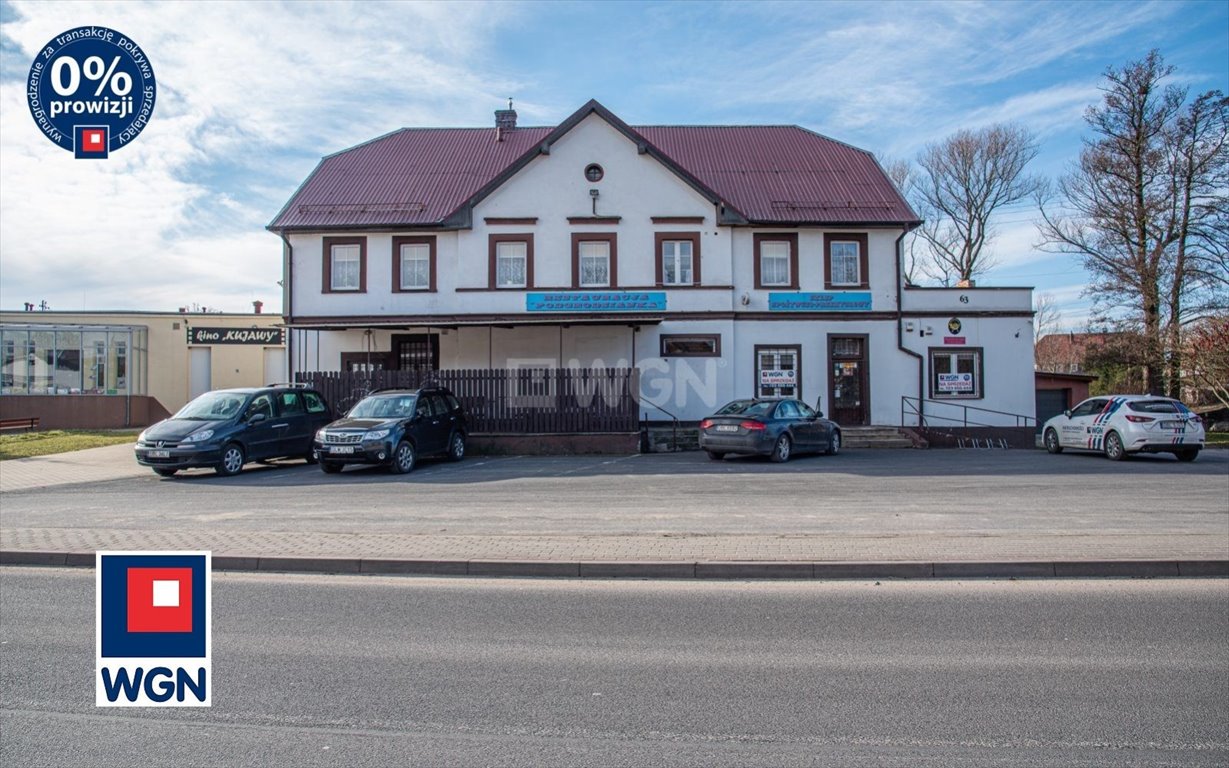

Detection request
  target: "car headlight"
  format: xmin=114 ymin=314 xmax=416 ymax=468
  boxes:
xmin=315 ymin=429 xmax=328 ymax=441
xmin=183 ymin=429 xmax=215 ymax=443
xmin=137 ymin=430 xmax=148 ymax=443
xmin=365 ymin=429 xmax=390 ymax=441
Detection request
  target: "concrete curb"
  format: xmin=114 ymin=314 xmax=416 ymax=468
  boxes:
xmin=3 ymin=550 xmax=1227 ymax=580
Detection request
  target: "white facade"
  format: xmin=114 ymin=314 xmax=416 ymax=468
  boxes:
xmin=280 ymin=112 xmax=1035 ymax=427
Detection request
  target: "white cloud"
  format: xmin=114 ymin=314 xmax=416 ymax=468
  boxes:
xmin=0 ymin=0 xmax=526 ymax=312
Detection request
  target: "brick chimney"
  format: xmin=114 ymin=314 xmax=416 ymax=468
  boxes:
xmin=495 ymin=98 xmax=517 ymax=136
xmin=252 ymin=300 xmax=263 ymax=314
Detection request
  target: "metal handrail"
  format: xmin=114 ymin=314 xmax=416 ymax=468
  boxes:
xmin=901 ymin=395 xmax=1036 ymax=429
xmin=639 ymin=395 xmax=681 ymax=451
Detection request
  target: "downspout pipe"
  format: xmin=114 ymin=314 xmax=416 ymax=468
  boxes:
xmin=278 ymin=232 xmax=294 ymax=382
xmin=895 ymin=226 xmax=923 ymax=427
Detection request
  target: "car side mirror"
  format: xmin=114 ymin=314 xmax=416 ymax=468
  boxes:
xmin=813 ymin=411 xmax=823 ymax=420
xmin=247 ymin=412 xmax=267 ymax=424
xmin=1063 ymin=409 xmax=1071 ymax=418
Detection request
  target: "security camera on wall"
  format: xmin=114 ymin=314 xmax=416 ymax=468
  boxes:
xmin=740 ymin=293 xmax=750 ymax=306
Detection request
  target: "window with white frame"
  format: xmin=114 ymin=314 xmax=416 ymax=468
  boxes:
xmin=756 ymin=345 xmax=800 ymax=398
xmin=830 ymin=240 xmax=860 ymax=286
xmin=661 ymin=239 xmax=693 ymax=285
xmin=578 ymin=240 xmax=611 ymax=287
xmin=399 ymin=243 xmax=431 ymax=290
xmin=330 ymin=244 xmax=361 ymax=291
xmin=759 ymin=241 xmax=791 ymax=286
xmin=496 ymin=241 xmax=528 ymax=288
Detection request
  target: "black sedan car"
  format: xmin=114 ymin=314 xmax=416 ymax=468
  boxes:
xmin=134 ymin=385 xmax=333 ymax=477
xmin=313 ymin=387 xmax=467 ymax=474
xmin=698 ymin=398 xmax=841 ymax=462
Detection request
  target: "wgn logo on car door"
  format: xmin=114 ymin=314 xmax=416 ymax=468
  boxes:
xmin=96 ymin=551 xmax=211 ymax=706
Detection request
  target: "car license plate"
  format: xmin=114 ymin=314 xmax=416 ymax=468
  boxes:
xmin=329 ymin=446 xmax=355 ymax=454
xmin=715 ymin=425 xmax=738 ymax=432
xmin=1161 ymin=421 xmax=1183 ymax=428
xmin=148 ymin=450 xmax=170 ymax=458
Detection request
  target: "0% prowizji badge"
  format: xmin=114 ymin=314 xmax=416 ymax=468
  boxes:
xmin=26 ymin=26 xmax=157 ymax=159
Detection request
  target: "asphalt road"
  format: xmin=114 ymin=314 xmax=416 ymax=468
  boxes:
xmin=2 ymin=568 xmax=1226 ymax=767
xmin=1 ymin=450 xmax=1226 ymax=537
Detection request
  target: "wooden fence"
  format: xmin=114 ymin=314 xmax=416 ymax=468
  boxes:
xmin=296 ymin=368 xmax=640 ymax=434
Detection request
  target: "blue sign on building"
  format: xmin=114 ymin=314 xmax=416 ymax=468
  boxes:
xmin=527 ymin=292 xmax=667 ymax=312
xmin=768 ymin=292 xmax=873 ymax=311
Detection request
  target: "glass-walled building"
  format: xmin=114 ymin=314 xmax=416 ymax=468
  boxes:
xmin=1 ymin=324 xmax=147 ymax=396
xmin=0 ymin=311 xmax=285 ymax=429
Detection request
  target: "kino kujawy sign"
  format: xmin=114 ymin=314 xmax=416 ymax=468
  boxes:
xmin=187 ymin=327 xmax=284 ymax=345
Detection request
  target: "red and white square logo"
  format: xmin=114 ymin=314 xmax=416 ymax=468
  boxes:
xmin=74 ymin=126 xmax=109 ymax=159
xmin=126 ymin=567 xmax=193 ymax=633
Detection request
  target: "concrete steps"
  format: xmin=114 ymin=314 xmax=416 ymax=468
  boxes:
xmin=839 ymin=426 xmax=915 ymax=449
xmin=644 ymin=425 xmax=916 ymax=452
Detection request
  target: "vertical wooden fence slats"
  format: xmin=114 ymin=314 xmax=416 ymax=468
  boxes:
xmin=295 ymin=368 xmax=637 ymax=434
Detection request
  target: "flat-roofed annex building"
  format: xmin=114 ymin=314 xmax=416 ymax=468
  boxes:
xmin=0 ymin=310 xmax=286 ymax=428
xmin=270 ymin=100 xmax=1036 ymax=429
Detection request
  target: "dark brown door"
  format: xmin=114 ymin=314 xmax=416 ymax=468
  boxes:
xmin=829 ymin=336 xmax=868 ymax=425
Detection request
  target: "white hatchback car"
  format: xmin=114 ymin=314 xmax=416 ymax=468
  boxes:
xmin=1042 ymin=394 xmax=1205 ymax=462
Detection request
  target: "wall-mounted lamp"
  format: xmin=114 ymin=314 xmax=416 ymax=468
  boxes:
xmin=740 ymin=292 xmax=750 ymax=306
xmin=589 ymin=188 xmax=599 ymax=215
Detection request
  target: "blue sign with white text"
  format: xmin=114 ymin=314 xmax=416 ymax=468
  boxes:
xmin=527 ymin=292 xmax=667 ymax=312
xmin=768 ymin=292 xmax=873 ymax=311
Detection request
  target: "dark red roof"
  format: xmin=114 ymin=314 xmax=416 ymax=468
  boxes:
xmin=269 ymin=101 xmax=918 ymax=231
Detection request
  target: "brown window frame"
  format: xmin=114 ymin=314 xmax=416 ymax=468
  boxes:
xmin=753 ymin=233 xmax=799 ymax=290
xmin=654 ymin=231 xmax=702 ymax=287
xmin=488 ymin=233 xmax=535 ymax=290
xmin=928 ymin=346 xmax=985 ymax=399
xmin=824 ymin=232 xmax=870 ymax=289
xmin=392 ymin=236 xmax=437 ymax=293
xmin=660 ymin=334 xmax=721 ymax=357
xmin=571 ymin=232 xmax=618 ymax=288
xmin=322 ymin=236 xmax=367 ymax=294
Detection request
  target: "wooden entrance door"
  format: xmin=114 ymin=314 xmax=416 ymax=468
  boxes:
xmin=829 ymin=336 xmax=868 ymax=425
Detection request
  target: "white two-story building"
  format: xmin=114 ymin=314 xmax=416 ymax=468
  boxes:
xmin=270 ymin=100 xmax=1035 ymax=432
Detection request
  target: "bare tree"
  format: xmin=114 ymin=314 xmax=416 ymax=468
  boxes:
xmin=1185 ymin=315 xmax=1229 ymax=410
xmin=1037 ymin=50 xmax=1229 ymax=395
xmin=881 ymin=157 xmax=922 ymax=285
xmin=1033 ymin=292 xmax=1063 ymax=349
xmin=912 ymin=124 xmax=1043 ymax=285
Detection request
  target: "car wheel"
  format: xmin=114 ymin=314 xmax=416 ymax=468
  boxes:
xmin=447 ymin=432 xmax=466 ymax=462
xmin=319 ymin=461 xmax=342 ymax=474
xmin=153 ymin=468 xmax=177 ymax=477
xmin=770 ymin=434 xmax=792 ymax=463
xmin=826 ymin=430 xmax=841 ymax=456
xmin=1174 ymin=449 xmax=1199 ymax=462
xmin=1044 ymin=428 xmax=1063 ymax=454
xmin=389 ymin=440 xmax=416 ymax=474
xmin=216 ymin=443 xmax=245 ymax=476
xmin=1104 ymin=431 xmax=1127 ymax=461
xmin=705 ymin=450 xmax=725 ymax=461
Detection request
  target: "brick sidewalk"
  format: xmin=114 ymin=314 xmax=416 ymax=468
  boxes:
xmin=0 ymin=442 xmax=143 ymax=492
xmin=3 ymin=526 xmax=1226 ymax=563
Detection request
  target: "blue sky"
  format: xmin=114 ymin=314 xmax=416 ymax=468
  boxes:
xmin=1 ymin=0 xmax=1226 ymax=330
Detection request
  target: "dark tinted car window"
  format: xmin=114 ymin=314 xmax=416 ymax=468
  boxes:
xmin=715 ymin=400 xmax=775 ymax=418
xmin=446 ymin=394 xmax=462 ymax=412
xmin=278 ymin=392 xmax=305 ymax=415
xmin=415 ymin=398 xmax=430 ymax=418
xmin=797 ymin=400 xmax=817 ymax=419
xmin=1128 ymin=400 xmax=1179 ymax=413
xmin=428 ymin=395 xmax=449 ymax=417
xmin=776 ymin=401 xmax=800 ymax=419
xmin=1070 ymin=399 xmax=1106 ymax=418
xmin=303 ymin=391 xmax=328 ymax=413
xmin=246 ymin=394 xmax=274 ymax=420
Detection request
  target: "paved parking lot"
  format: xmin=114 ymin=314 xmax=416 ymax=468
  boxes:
xmin=2 ymin=447 xmax=1226 ymax=564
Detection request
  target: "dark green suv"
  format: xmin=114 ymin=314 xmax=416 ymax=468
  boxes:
xmin=135 ymin=385 xmax=333 ymax=477
xmin=313 ymin=387 xmax=468 ymax=474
